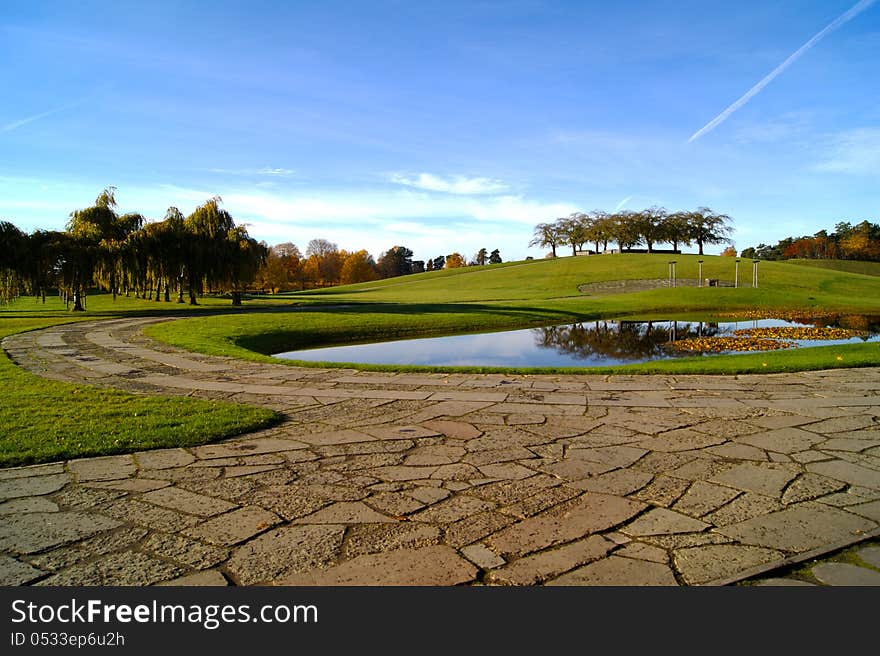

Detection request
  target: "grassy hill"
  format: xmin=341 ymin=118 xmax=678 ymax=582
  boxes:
xmin=286 ymin=253 xmax=878 ymax=305
xmin=786 ymin=258 xmax=880 ymax=277
xmin=147 ymin=253 xmax=880 ymax=374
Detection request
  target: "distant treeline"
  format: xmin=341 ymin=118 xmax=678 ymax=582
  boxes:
xmin=255 ymin=243 xmax=503 ymax=293
xmin=742 ymin=221 xmax=880 ymax=262
xmin=0 ymin=188 xmax=266 ymax=308
xmin=0 ymin=187 xmax=506 ymax=306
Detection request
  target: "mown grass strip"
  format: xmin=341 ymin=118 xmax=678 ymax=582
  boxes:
xmin=0 ymin=298 xmax=281 ymax=467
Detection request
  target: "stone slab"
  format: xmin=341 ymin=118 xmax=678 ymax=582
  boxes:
xmin=461 ymin=543 xmax=506 ymax=569
xmin=0 ymin=497 xmax=60 ymax=514
xmin=548 ymin=555 xmax=679 ymax=586
xmin=140 ymin=487 xmax=237 ymax=517
xmin=226 ymin=524 xmax=345 ymax=585
xmin=0 ymin=556 xmax=45 ymax=585
xmin=67 ymin=455 xmax=136 ymax=481
xmin=717 ymin=504 xmax=878 ymax=553
xmin=276 ymin=545 xmax=478 ymax=586
xmin=810 ymin=562 xmax=880 ymax=586
xmin=0 ymin=474 xmax=69 ymax=500
xmin=293 ymin=501 xmax=396 ymax=524
xmin=185 ymin=506 xmax=281 ymax=545
xmin=622 ymin=508 xmax=711 ymax=537
xmin=488 ymin=535 xmax=614 ymax=585
xmin=807 ymin=460 xmax=880 ymax=490
xmin=673 ymin=544 xmax=784 ymax=585
xmin=0 ymin=512 xmax=122 ymax=554
xmin=190 ymin=437 xmax=310 ymax=458
xmin=709 ymin=463 xmax=798 ymax=498
xmin=421 ymin=420 xmax=483 ymax=440
xmin=486 ymin=493 xmax=645 ymax=557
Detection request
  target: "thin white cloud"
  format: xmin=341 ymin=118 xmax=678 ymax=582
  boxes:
xmin=814 ymin=128 xmax=880 ymax=175
xmin=207 ymin=167 xmax=296 ymax=177
xmin=613 ymin=196 xmax=632 ymax=212
xmin=0 ymin=175 xmax=576 ymax=260
xmin=383 ymin=222 xmax=455 ymax=237
xmin=463 ymin=195 xmax=579 ymax=225
xmin=688 ymin=0 xmax=877 ymax=143
xmin=389 ymin=172 xmax=509 ymax=195
xmin=1 ymin=99 xmax=83 ymax=132
xmin=734 ymin=111 xmax=813 ymax=143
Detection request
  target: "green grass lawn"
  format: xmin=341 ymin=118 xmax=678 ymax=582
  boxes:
xmin=0 ymin=295 xmax=281 ymax=467
xmin=786 ymin=258 xmax=880 ymax=277
xmin=147 ymin=253 xmax=880 ymax=375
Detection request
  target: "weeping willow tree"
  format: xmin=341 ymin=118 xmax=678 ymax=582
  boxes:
xmin=222 ymin=225 xmax=268 ymax=306
xmin=183 ymin=197 xmax=266 ymax=305
xmin=3 ymin=190 xmax=266 ymax=311
xmin=0 ymin=221 xmax=28 ymax=304
xmin=65 ymin=187 xmax=131 ymax=310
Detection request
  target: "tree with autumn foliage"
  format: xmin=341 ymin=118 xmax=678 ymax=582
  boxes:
xmin=743 ymin=220 xmax=880 ymax=262
xmin=445 ymin=252 xmax=466 ymax=268
xmin=340 ymin=250 xmax=379 ymax=284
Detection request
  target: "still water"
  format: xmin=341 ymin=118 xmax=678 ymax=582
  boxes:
xmin=273 ymin=317 xmax=880 ymax=368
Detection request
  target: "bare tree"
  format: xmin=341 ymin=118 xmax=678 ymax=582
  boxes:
xmin=687 ymin=207 xmax=733 ymax=255
xmin=529 ymin=221 xmax=563 ymax=257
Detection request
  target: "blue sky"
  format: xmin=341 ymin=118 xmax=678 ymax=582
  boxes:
xmin=1 ymin=0 xmax=878 ymax=262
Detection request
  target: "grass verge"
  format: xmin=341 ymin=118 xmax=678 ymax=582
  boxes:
xmin=0 ymin=297 xmax=281 ymax=467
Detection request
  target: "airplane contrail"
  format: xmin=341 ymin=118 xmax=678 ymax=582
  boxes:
xmin=1 ymin=99 xmax=84 ymax=132
xmin=688 ymin=0 xmax=877 ymax=143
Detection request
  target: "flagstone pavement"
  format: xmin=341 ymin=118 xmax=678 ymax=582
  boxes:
xmin=2 ymin=316 xmax=879 ymax=586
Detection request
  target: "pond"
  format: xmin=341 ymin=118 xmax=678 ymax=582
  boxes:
xmin=273 ymin=315 xmax=880 ymax=368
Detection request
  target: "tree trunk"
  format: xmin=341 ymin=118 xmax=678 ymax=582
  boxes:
xmin=698 ymin=240 xmax=704 ymax=255
xmin=231 ymin=291 xmax=242 ymax=306
xmin=188 ymin=274 xmax=198 ymax=305
xmin=72 ymin=287 xmax=85 ymax=312
xmin=164 ymin=282 xmax=170 ymax=302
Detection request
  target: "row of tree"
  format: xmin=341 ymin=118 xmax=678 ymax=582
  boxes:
xmin=0 ymin=188 xmax=509 ymax=303
xmin=0 ymin=188 xmax=266 ymax=308
xmin=741 ymin=221 xmax=880 ymax=261
xmin=253 ymin=242 xmax=503 ymax=293
xmin=529 ymin=207 xmax=734 ymax=257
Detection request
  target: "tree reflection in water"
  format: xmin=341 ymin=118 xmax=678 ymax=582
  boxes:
xmin=534 ymin=320 xmax=722 ymax=361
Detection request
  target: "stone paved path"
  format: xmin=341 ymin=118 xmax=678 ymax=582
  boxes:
xmin=1 ymin=316 xmax=879 ymax=586
xmin=743 ymin=538 xmax=880 ymax=585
